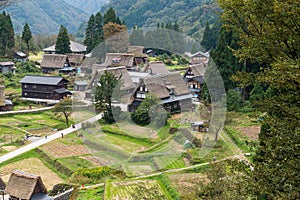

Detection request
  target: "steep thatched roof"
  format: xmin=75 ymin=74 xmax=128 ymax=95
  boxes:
xmin=101 ymin=53 xmax=134 ymax=67
xmin=127 ymin=46 xmax=147 ymax=58
xmin=144 ymin=61 xmax=169 ymax=75
xmin=43 ymin=41 xmax=87 ymax=53
xmin=67 ymin=54 xmax=84 ymax=66
xmin=184 ymin=63 xmax=207 ymax=77
xmin=185 ymin=51 xmax=209 ymax=58
xmin=41 ymin=54 xmax=68 ymax=69
xmin=87 ymin=66 xmax=135 ymax=91
xmin=5 ymin=170 xmax=47 ymax=200
xmin=142 ymin=73 xmax=190 ymax=99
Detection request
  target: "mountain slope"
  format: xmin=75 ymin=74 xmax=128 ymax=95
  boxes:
xmin=5 ymin=0 xmax=89 ymax=34
xmin=101 ymin=0 xmax=220 ymax=40
xmin=63 ymin=0 xmax=109 ymax=15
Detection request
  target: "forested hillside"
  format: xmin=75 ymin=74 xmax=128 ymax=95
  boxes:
xmin=5 ymin=0 xmax=89 ymax=34
xmin=63 ymin=0 xmax=108 ymax=15
xmin=101 ymin=0 xmax=219 ymax=40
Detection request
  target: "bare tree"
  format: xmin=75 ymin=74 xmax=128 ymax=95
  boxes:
xmin=0 ymin=0 xmax=20 ymax=10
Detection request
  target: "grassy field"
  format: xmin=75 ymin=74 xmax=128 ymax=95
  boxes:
xmin=76 ymin=186 xmax=104 ymax=200
xmin=28 ymin=51 xmax=44 ymax=62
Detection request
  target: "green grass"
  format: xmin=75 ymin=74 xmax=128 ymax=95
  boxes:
xmin=76 ymin=186 xmax=104 ymax=200
xmin=224 ymin=126 xmax=254 ymax=152
xmin=153 ymin=156 xmax=186 ymax=170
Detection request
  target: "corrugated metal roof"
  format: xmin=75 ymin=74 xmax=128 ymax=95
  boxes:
xmin=20 ymin=76 xmax=68 ymax=85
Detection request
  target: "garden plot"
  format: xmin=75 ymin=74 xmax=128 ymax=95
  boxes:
xmin=105 ymin=179 xmax=170 ymax=200
xmin=40 ymin=141 xmax=91 ymax=158
xmin=0 ymin=157 xmax=63 ymax=190
xmin=114 ymin=122 xmax=158 ymax=139
xmin=152 ymin=155 xmax=185 ymax=170
xmin=168 ymin=173 xmax=208 ymax=199
xmin=122 ymin=162 xmax=156 ymax=177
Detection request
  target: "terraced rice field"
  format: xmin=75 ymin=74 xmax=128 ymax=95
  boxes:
xmin=105 ymin=179 xmax=171 ymax=200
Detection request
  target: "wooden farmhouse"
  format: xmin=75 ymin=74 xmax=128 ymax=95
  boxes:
xmin=20 ymin=75 xmax=70 ymax=100
xmin=43 ymin=40 xmax=87 ymax=54
xmin=127 ymin=46 xmax=148 ymax=66
xmin=86 ymin=66 xmax=135 ymax=101
xmin=0 ymin=177 xmax=6 ymax=196
xmin=100 ymin=53 xmax=135 ymax=70
xmin=185 ymin=51 xmax=209 ymax=65
xmin=183 ymin=63 xmax=207 ymax=98
xmin=0 ymin=61 xmax=15 ymax=74
xmin=66 ymin=53 xmax=85 ymax=68
xmin=40 ymin=54 xmax=76 ymax=74
xmin=0 ymin=86 xmax=13 ymax=111
xmin=144 ymin=61 xmax=169 ymax=75
xmin=128 ymin=73 xmax=193 ymax=113
xmin=4 ymin=170 xmax=52 ymax=200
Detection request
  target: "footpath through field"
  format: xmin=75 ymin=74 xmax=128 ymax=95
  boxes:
xmin=0 ymin=106 xmax=54 ymax=115
xmin=0 ymin=113 xmax=103 ymax=163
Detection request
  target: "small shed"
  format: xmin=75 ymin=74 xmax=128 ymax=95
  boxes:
xmin=74 ymin=81 xmax=88 ymax=91
xmin=0 ymin=61 xmax=15 ymax=74
xmin=4 ymin=170 xmax=50 ymax=200
xmin=15 ymin=52 xmax=27 ymax=62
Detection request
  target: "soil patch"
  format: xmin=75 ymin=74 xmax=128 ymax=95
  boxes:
xmin=40 ymin=142 xmax=91 ymax=158
xmin=237 ymin=126 xmax=260 ymax=140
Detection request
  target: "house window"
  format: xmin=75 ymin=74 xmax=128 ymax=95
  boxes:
xmin=24 ymin=92 xmax=27 ymax=96
xmin=112 ymin=58 xmax=121 ymax=63
xmin=32 ymin=85 xmax=37 ymax=89
xmin=140 ymin=87 xmax=143 ymax=91
xmin=145 ymin=87 xmax=148 ymax=92
xmin=24 ymin=84 xmax=28 ymax=88
xmin=141 ymin=93 xmax=146 ymax=98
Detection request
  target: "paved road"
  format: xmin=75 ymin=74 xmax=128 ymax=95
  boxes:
xmin=0 ymin=113 xmax=103 ymax=163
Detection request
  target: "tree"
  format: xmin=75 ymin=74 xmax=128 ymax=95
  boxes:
xmin=219 ymin=0 xmax=300 ymax=198
xmin=21 ymin=23 xmax=32 ymax=54
xmin=201 ymin=21 xmax=212 ymax=51
xmin=103 ymin=7 xmax=117 ymax=25
xmin=94 ymin=71 xmax=122 ymax=123
xmin=103 ymin=22 xmax=129 ymax=53
xmin=55 ymin=25 xmax=71 ymax=54
xmin=53 ymin=97 xmax=72 ymax=126
xmin=84 ymin=14 xmax=95 ymax=53
xmin=0 ymin=11 xmax=14 ymax=57
xmin=131 ymin=95 xmax=157 ymax=125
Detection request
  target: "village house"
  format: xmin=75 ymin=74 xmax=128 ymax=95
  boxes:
xmin=43 ymin=40 xmax=87 ymax=55
xmin=4 ymin=170 xmax=52 ymax=200
xmin=66 ymin=53 xmax=85 ymax=68
xmin=74 ymin=80 xmax=88 ymax=91
xmin=99 ymin=53 xmax=135 ymax=70
xmin=86 ymin=66 xmax=136 ymax=101
xmin=40 ymin=54 xmax=75 ymax=74
xmin=0 ymin=61 xmax=15 ymax=74
xmin=183 ymin=63 xmax=207 ymax=98
xmin=128 ymin=73 xmax=193 ymax=113
xmin=0 ymin=86 xmax=13 ymax=111
xmin=15 ymin=51 xmax=27 ymax=62
xmin=20 ymin=75 xmax=70 ymax=100
xmin=144 ymin=61 xmax=169 ymax=75
xmin=127 ymin=46 xmax=148 ymax=66
xmin=185 ymin=51 xmax=209 ymax=65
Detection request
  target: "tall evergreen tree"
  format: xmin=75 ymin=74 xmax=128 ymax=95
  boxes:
xmin=84 ymin=14 xmax=95 ymax=53
xmin=210 ymin=27 xmax=242 ymax=91
xmin=0 ymin=12 xmax=14 ymax=57
xmin=103 ymin=7 xmax=117 ymax=25
xmin=201 ymin=21 xmax=211 ymax=51
xmin=21 ymin=23 xmax=32 ymax=54
xmin=94 ymin=12 xmax=104 ymax=46
xmin=55 ymin=25 xmax=71 ymax=54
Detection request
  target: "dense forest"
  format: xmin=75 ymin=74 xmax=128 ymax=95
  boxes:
xmin=5 ymin=0 xmax=89 ymax=34
xmin=101 ymin=0 xmax=220 ymax=40
xmin=63 ymin=0 xmax=108 ymax=15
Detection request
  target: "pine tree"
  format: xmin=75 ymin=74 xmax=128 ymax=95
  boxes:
xmin=55 ymin=25 xmax=71 ymax=54
xmin=200 ymin=21 xmax=211 ymax=51
xmin=94 ymin=12 xmax=104 ymax=47
xmin=0 ymin=12 xmax=14 ymax=57
xmin=21 ymin=23 xmax=32 ymax=54
xmin=84 ymin=15 xmax=95 ymax=53
xmin=103 ymin=7 xmax=117 ymax=25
